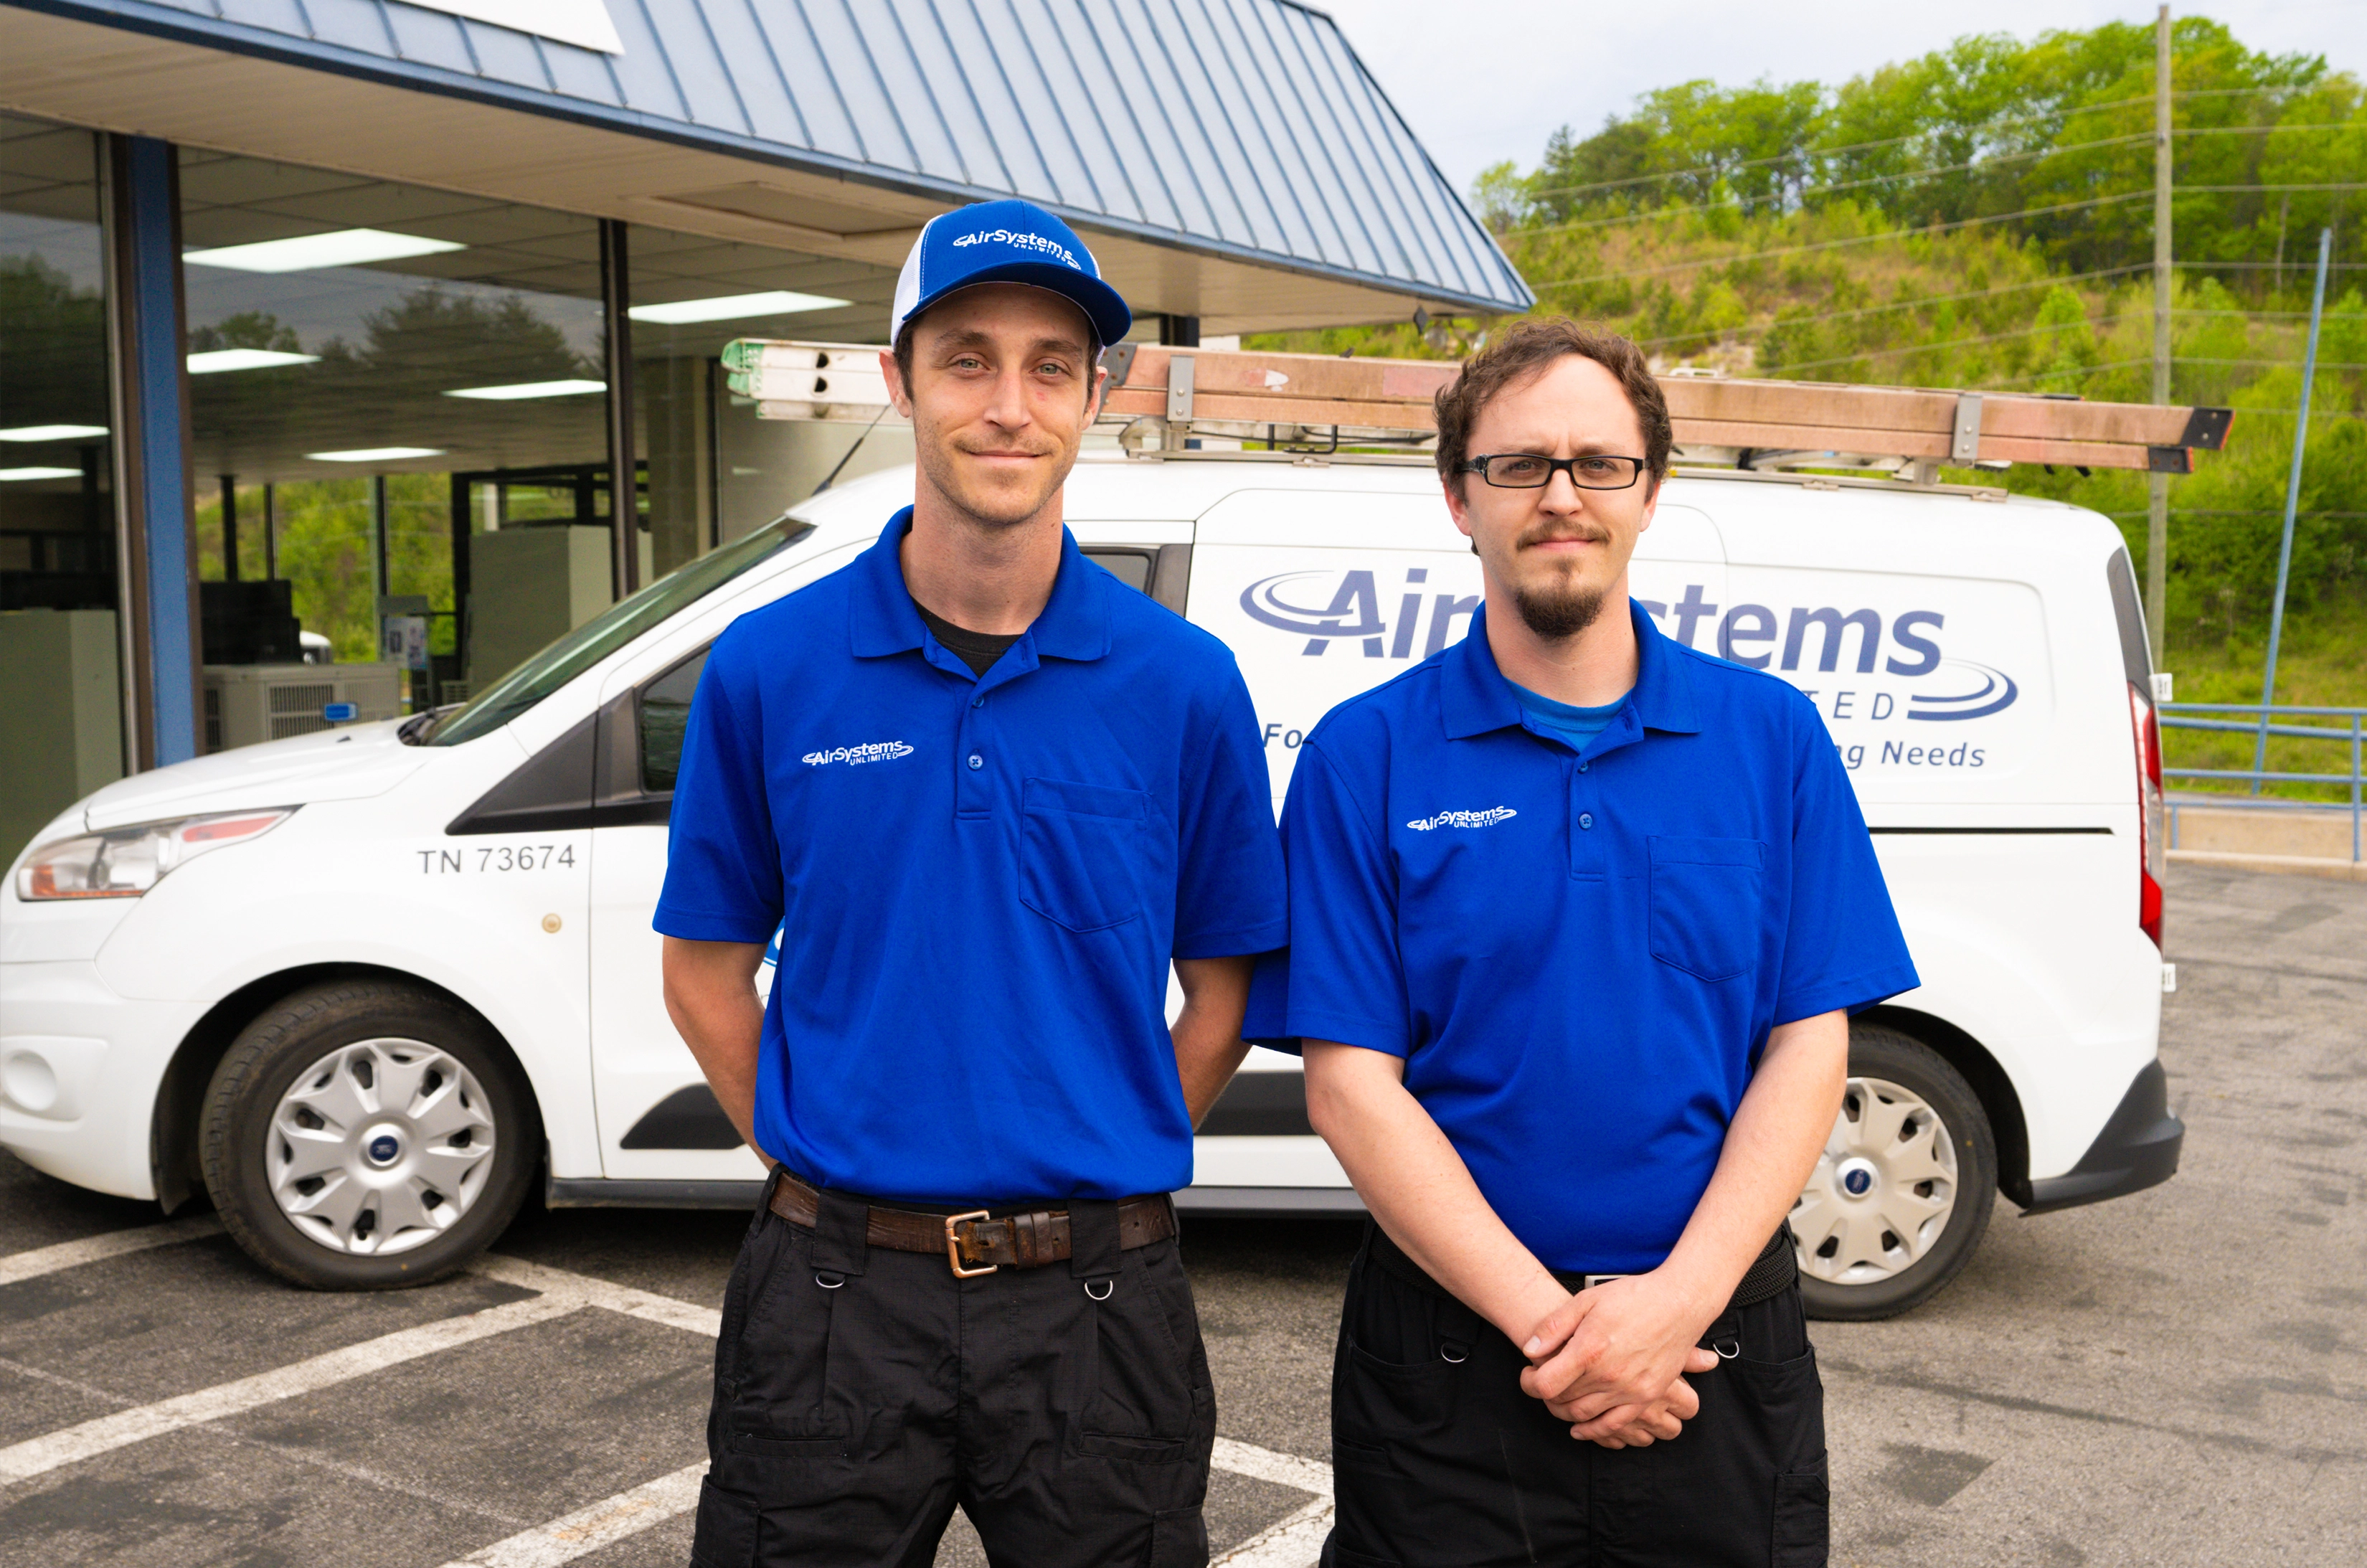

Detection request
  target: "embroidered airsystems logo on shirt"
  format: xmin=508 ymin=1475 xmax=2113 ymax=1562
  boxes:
xmin=1407 ymin=807 xmax=1518 ymax=831
xmin=802 ymin=741 xmax=915 ymax=767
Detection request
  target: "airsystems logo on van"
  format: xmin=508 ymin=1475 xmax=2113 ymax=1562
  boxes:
xmin=802 ymin=741 xmax=915 ymax=767
xmin=1240 ymin=567 xmax=1478 ymax=661
xmin=1240 ymin=569 xmax=2018 ymax=722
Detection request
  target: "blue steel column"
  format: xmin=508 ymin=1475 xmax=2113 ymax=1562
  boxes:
xmin=105 ymin=133 xmax=199 ymax=768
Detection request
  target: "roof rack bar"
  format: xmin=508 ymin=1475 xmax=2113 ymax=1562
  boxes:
xmin=722 ymin=338 xmax=2234 ymax=477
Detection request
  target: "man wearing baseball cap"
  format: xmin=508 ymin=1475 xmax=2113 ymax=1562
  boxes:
xmin=657 ymin=199 xmax=1285 ymax=1566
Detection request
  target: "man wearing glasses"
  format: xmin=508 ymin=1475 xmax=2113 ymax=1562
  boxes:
xmin=1275 ymin=318 xmax=1917 ymax=1564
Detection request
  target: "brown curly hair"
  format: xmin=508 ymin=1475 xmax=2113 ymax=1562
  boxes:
xmin=1433 ymin=318 xmax=1671 ymax=491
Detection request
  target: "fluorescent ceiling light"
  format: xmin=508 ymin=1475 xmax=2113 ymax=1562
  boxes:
xmin=188 ymin=349 xmax=322 ymax=374
xmin=628 ymin=290 xmax=849 ymax=325
xmin=0 ymin=423 xmax=108 ymax=442
xmin=444 ymin=379 xmax=608 ymax=401
xmin=307 ymin=447 xmax=446 ymax=463
xmin=0 ymin=467 xmax=82 ymax=481
xmin=184 ymin=229 xmax=465 ymax=273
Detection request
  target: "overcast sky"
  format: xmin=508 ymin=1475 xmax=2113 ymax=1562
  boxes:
xmin=1319 ymin=1 xmax=2363 ymax=194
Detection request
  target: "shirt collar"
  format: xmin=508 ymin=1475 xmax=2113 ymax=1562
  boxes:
xmin=848 ymin=506 xmax=1112 ymax=664
xmin=1440 ymin=597 xmax=1702 ymax=740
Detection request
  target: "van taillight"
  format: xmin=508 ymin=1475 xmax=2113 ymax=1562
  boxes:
xmin=2129 ymin=681 xmax=2165 ymax=948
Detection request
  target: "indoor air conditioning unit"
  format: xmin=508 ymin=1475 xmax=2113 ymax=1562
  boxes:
xmin=202 ymin=663 xmax=402 ymax=753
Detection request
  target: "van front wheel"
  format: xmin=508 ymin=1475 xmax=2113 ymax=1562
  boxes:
xmin=1793 ymin=1024 xmax=1996 ymax=1321
xmin=200 ymin=979 xmax=540 ymax=1290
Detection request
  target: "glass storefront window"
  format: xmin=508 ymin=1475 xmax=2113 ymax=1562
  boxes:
xmin=176 ymin=151 xmax=613 ymax=705
xmin=627 ymin=223 xmax=903 ymax=578
xmin=0 ymin=113 xmax=118 ymax=861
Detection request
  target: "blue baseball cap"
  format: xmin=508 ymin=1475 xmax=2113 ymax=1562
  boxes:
xmin=889 ymin=199 xmax=1132 ymax=352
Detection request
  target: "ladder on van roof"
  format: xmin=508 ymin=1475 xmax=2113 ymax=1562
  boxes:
xmin=722 ymin=338 xmax=2233 ymax=485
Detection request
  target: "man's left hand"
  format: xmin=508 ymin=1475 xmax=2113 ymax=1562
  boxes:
xmin=1518 ymin=1272 xmax=1721 ymax=1440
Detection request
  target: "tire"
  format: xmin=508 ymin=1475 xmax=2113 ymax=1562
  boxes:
xmin=1794 ymin=1023 xmax=1996 ymax=1322
xmin=200 ymin=978 xmax=541 ymax=1290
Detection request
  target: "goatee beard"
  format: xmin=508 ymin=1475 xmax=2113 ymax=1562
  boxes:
xmin=1511 ymin=580 xmax=1607 ymax=641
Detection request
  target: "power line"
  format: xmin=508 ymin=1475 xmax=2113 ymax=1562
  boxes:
xmin=1512 ymin=171 xmax=2367 ymax=246
xmin=1512 ymin=136 xmax=2151 ymax=240
xmin=1635 ymin=272 xmax=2351 ymax=354
xmin=1626 ymin=264 xmax=2153 ymax=349
xmin=1529 ymin=192 xmax=2150 ymax=293
xmin=2173 ymin=356 xmax=2367 ymax=370
xmin=1517 ymin=86 xmax=2331 ymax=204
xmin=1762 ymin=313 xmax=2151 ymax=374
xmin=2174 ymin=123 xmax=2367 ymax=136
xmin=1980 ymin=356 xmax=2367 ymax=391
xmin=1519 ymin=94 xmax=2160 ymax=202
xmin=2173 ymin=183 xmax=2367 ymax=194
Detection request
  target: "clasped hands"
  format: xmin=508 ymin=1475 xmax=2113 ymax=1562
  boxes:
xmin=1511 ymin=1272 xmax=1721 ymax=1449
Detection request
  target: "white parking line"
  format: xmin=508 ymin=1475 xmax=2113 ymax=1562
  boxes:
xmin=1211 ymin=1436 xmax=1334 ymax=1495
xmin=469 ymin=1253 xmax=723 ymax=1338
xmin=0 ymin=1350 xmax=536 ymax=1527
xmin=435 ymin=1460 xmax=708 ymax=1567
xmin=0 ymin=1293 xmax=580 ymax=1485
xmin=470 ymin=1260 xmax=1341 ymax=1560
xmin=1 ymin=1234 xmax=1338 ymax=1563
xmin=1209 ymin=1437 xmax=1334 ymax=1567
xmin=1214 ymin=1495 xmax=1334 ymax=1567
xmin=0 ymin=1214 xmax=223 ymax=1288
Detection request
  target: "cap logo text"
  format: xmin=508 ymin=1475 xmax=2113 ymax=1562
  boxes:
xmin=949 ymin=229 xmax=1082 ymax=269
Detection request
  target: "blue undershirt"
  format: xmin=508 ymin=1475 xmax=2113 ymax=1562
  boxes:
xmin=1507 ymin=681 xmax=1629 ymax=752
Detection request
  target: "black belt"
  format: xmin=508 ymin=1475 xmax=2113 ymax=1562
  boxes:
xmin=1366 ymin=1221 xmax=1799 ymax=1313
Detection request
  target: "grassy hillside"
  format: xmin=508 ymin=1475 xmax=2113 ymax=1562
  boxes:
xmin=1251 ymin=16 xmax=2366 ymax=800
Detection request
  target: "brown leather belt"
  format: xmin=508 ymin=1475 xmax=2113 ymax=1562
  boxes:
xmin=767 ymin=1168 xmax=1176 ymax=1278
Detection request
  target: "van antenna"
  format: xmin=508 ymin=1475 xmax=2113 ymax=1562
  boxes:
xmin=811 ymin=403 xmax=891 ymax=496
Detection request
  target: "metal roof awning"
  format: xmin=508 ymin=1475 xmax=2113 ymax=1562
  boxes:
xmin=0 ymin=0 xmax=1534 ymax=331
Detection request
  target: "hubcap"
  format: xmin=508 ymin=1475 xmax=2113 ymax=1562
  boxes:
xmin=1792 ymin=1075 xmax=1960 ymax=1286
xmin=265 ymin=1039 xmax=497 ymax=1256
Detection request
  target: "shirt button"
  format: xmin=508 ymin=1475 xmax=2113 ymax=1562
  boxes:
xmin=967 ymin=753 xmax=983 ymax=770
xmin=1579 ymin=812 xmax=1594 ymax=830
xmin=972 ymin=695 xmax=986 ymax=708
xmin=1577 ymin=760 xmax=1589 ymax=773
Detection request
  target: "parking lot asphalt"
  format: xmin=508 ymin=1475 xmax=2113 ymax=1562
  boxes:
xmin=0 ymin=862 xmax=2361 ymax=1567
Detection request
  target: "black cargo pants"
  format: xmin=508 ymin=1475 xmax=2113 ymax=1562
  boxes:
xmin=690 ymin=1176 xmax=1216 ymax=1568
xmin=1323 ymin=1226 xmax=1829 ymax=1568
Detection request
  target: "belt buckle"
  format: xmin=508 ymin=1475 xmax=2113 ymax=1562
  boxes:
xmin=945 ymin=1210 xmax=998 ymax=1278
xmin=1583 ymin=1272 xmax=1628 ymax=1290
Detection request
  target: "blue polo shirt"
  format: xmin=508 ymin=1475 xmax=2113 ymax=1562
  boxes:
xmin=655 ymin=511 xmax=1288 ymax=1204
xmin=1276 ymin=600 xmax=1918 ymax=1273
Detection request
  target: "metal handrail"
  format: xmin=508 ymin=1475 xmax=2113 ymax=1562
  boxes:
xmin=2159 ymin=701 xmax=2365 ymax=864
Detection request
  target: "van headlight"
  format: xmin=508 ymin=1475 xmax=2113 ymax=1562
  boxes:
xmin=14 ymin=809 xmax=295 ymax=900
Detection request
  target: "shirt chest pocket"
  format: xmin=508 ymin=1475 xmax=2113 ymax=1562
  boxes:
xmin=1648 ymin=836 xmax=1764 ymax=982
xmin=1021 ymin=777 xmax=1152 ymax=933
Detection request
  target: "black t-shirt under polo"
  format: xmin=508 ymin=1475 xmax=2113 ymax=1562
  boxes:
xmin=912 ymin=597 xmax=1023 ymax=676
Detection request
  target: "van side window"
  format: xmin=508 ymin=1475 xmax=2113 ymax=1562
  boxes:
xmin=1082 ymin=548 xmax=1153 ymax=592
xmin=639 ymin=648 xmax=709 ymax=793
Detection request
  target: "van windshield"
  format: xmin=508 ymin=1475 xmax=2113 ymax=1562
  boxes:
xmin=425 ymin=518 xmax=816 ymax=747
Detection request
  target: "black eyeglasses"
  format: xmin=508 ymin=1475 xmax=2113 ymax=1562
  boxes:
xmin=1462 ymin=453 xmax=1648 ymax=490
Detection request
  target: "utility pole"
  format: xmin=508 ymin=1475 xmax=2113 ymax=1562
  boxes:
xmin=2147 ymin=4 xmax=2173 ymax=669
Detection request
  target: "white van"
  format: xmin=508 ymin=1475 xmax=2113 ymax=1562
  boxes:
xmin=0 ymin=454 xmax=2181 ymax=1316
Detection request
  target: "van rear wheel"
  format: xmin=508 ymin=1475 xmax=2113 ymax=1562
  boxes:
xmin=200 ymin=978 xmax=539 ymax=1290
xmin=1794 ymin=1024 xmax=1996 ymax=1321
